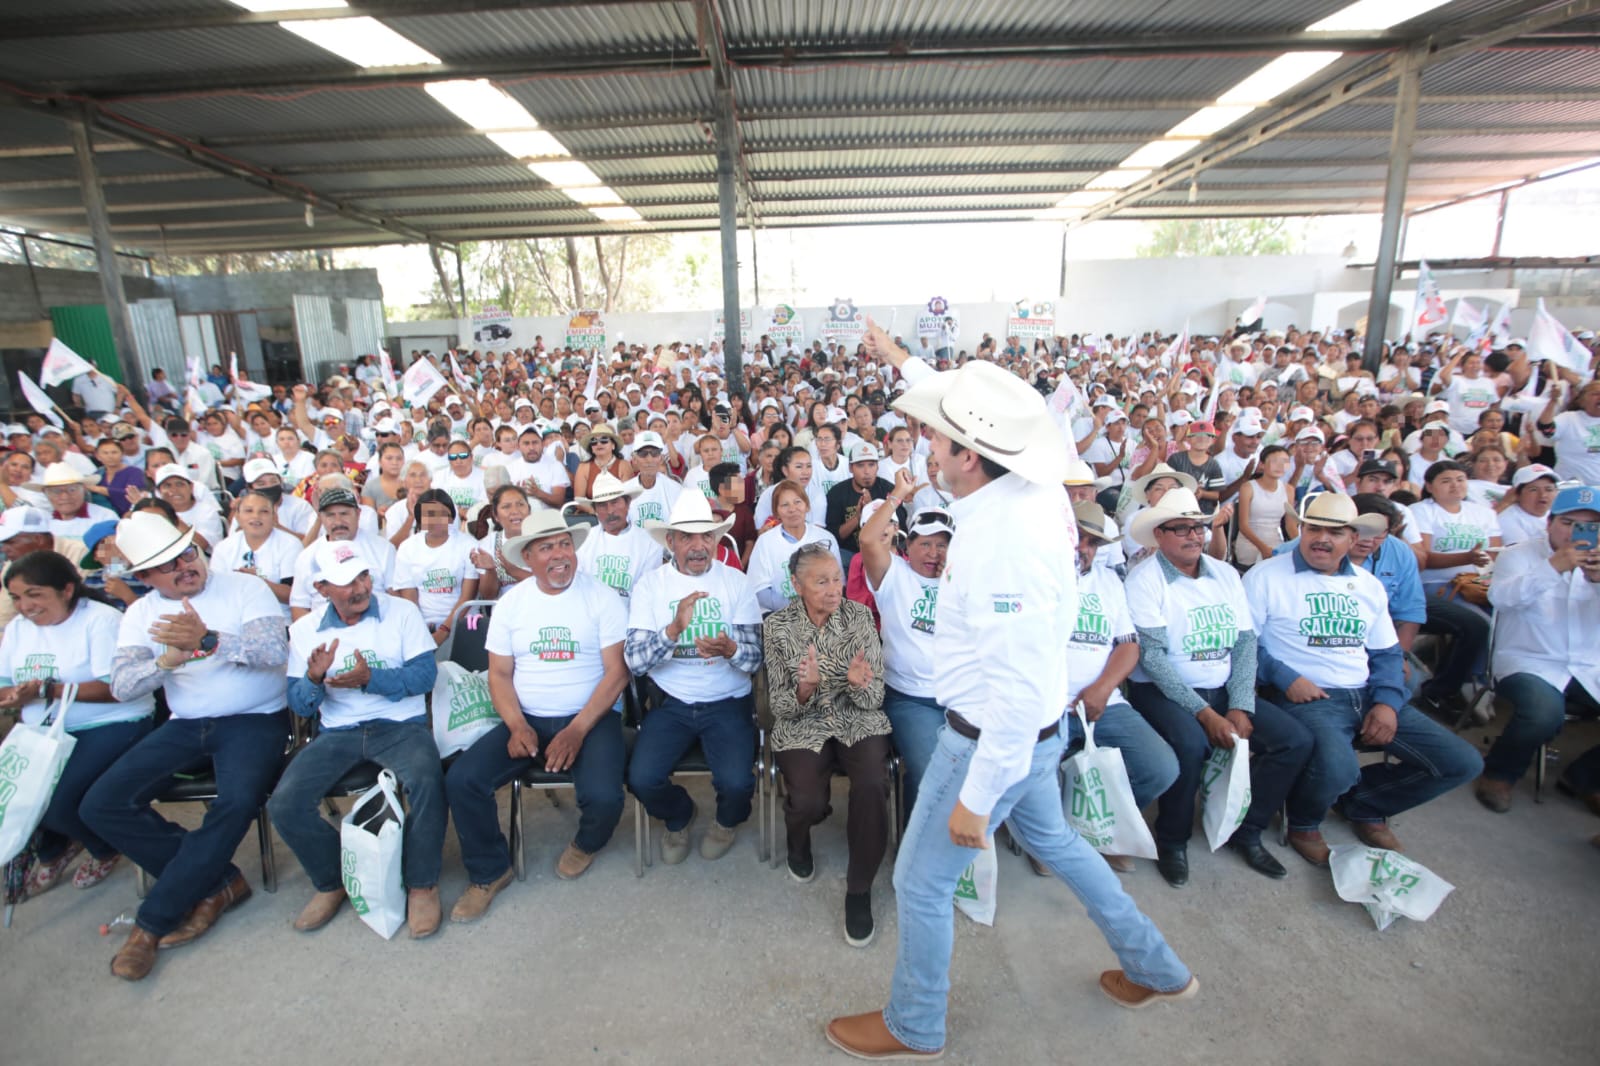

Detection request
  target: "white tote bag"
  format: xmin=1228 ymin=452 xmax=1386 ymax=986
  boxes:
xmin=431 ymin=662 xmax=499 ymax=758
xmin=1061 ymin=703 xmax=1158 ymax=861
xmin=339 ymin=769 xmax=407 ymax=940
xmin=0 ymin=684 xmax=79 ymax=866
xmin=1199 ymin=736 xmax=1252 ymax=852
xmin=953 ymin=841 xmax=998 ymax=926
xmin=1329 ymin=844 xmax=1456 ymax=931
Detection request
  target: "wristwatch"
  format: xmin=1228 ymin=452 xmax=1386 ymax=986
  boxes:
xmin=197 ymin=630 xmax=220 ymax=656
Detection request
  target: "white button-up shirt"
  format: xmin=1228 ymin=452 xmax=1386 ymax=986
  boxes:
xmin=1487 ymin=535 xmax=1600 ymax=702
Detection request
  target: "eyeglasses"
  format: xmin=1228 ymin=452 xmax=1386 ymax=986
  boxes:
xmin=447 ymin=452 xmax=471 ymax=461
xmin=141 ymin=545 xmax=199 ymax=576
xmin=1157 ymin=523 xmax=1208 ymax=538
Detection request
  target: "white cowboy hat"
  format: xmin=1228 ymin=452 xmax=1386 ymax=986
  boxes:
xmin=891 ymin=360 xmax=1069 ymax=485
xmin=1299 ymin=492 xmax=1387 ymax=536
xmin=500 ymin=510 xmax=588 ymax=564
xmin=21 ymin=461 xmax=98 ymax=492
xmin=645 ymin=489 xmax=734 ymax=547
xmin=1062 ymin=459 xmax=1096 ymax=487
xmin=1128 ymin=487 xmax=1207 ymax=549
xmin=115 ymin=511 xmax=197 ymax=572
xmin=576 ymin=471 xmax=642 ymax=506
xmin=1130 ymin=462 xmax=1197 ymax=506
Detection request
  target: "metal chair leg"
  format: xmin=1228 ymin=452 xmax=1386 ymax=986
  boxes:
xmin=1535 ymin=743 xmax=1548 ymax=803
xmin=136 ymin=864 xmax=148 ymax=898
xmin=257 ymin=807 xmax=277 ymax=893
xmin=510 ymin=780 xmax=525 ymax=882
xmin=633 ymin=796 xmax=644 ymax=878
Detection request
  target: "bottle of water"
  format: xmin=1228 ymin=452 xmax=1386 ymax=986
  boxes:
xmin=99 ymin=911 xmax=136 ymax=936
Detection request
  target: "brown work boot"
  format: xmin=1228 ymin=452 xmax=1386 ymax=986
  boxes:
xmin=1099 ymin=970 xmax=1200 ymax=1009
xmin=110 ymin=927 xmax=160 ymax=981
xmin=292 ymin=889 xmax=347 ymax=932
xmin=555 ymin=843 xmax=595 ymax=881
xmin=1474 ymin=776 xmax=1514 ymax=814
xmin=1287 ymin=829 xmax=1331 ymax=867
xmin=407 ymin=887 xmax=441 ymax=939
xmin=449 ymin=868 xmax=513 ymax=924
xmin=158 ymin=872 xmax=252 ymax=949
xmin=699 ymin=820 xmax=736 ymax=860
xmin=825 ymin=1010 xmax=943 ymax=1060
xmin=1352 ymin=820 xmax=1404 ymax=852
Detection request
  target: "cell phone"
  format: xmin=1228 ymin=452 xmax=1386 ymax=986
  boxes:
xmin=1363 ymin=449 xmax=1379 ymax=461
xmin=1573 ymin=521 xmax=1599 ymax=552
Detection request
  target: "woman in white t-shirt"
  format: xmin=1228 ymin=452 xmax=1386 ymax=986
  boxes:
xmin=0 ymin=550 xmax=156 ymax=893
xmin=433 ymin=439 xmax=488 ymax=517
xmin=470 ymin=483 xmax=534 ymax=600
xmin=1496 ymin=466 xmax=1559 ymax=547
xmin=1537 ymin=380 xmax=1600 ymax=486
xmin=393 ymin=488 xmax=480 ymax=641
xmin=747 ymin=480 xmax=841 ymax=613
xmin=209 ymin=488 xmax=301 ymax=619
xmin=876 ymin=425 xmax=926 ymax=488
xmin=754 ymin=446 xmax=816 ymax=530
xmin=385 ymin=460 xmax=434 ymax=548
xmin=1464 ymin=447 xmax=1512 ymax=510
xmin=1431 ymin=350 xmax=1504 ymax=436
xmin=1409 ymin=459 xmax=1501 ymax=590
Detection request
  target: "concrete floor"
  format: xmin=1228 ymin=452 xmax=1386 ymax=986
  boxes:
xmin=4 ymin=719 xmax=1598 ymax=1066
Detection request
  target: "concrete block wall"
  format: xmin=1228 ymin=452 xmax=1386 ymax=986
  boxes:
xmin=164 ymin=268 xmax=382 ymax=314
xmin=0 ymin=263 xmax=163 ymax=323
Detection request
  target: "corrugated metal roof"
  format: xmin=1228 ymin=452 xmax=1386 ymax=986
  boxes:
xmin=0 ymin=25 xmax=340 ymax=84
xmin=392 ymin=4 xmax=698 ymax=62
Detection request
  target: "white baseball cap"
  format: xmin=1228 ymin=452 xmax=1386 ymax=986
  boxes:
xmin=243 ymin=458 xmax=280 ymax=484
xmin=632 ymin=430 xmax=666 ymax=452
xmin=1233 ymin=410 xmax=1266 ymax=435
xmin=1295 ymin=427 xmax=1326 ymax=444
xmin=0 ymin=506 xmax=51 ymax=543
xmin=1512 ymin=463 xmax=1558 ymax=488
xmin=312 ymin=539 xmax=371 ymax=586
xmin=152 ymin=463 xmax=193 ymax=486
xmin=1424 ymin=399 xmax=1452 ymax=416
xmin=1289 ymin=405 xmax=1316 ymax=423
xmin=850 ymin=443 xmax=881 ymax=464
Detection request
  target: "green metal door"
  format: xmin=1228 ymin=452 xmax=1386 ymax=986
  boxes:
xmin=48 ymin=304 xmax=122 ymax=382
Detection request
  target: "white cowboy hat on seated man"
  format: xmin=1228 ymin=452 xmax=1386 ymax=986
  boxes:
xmin=645 ymin=490 xmax=734 ymax=547
xmin=1129 ymin=487 xmax=1208 ymax=549
xmin=21 ymin=461 xmax=98 ymax=492
xmin=500 ymin=510 xmax=589 ymax=564
xmin=116 ymin=510 xmax=197 ymax=572
xmin=575 ymin=471 xmax=642 ymax=508
xmin=890 ymin=359 xmax=1069 ymax=485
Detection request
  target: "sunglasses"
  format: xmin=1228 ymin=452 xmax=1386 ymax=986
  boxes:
xmin=447 ymin=452 xmax=472 ymax=461
xmin=1157 ymin=523 xmax=1208 ymax=538
xmin=141 ymin=545 xmax=200 ymax=576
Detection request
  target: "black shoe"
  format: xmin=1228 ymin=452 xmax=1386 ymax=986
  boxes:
xmin=1156 ymin=845 xmax=1188 ymax=888
xmin=787 ymin=851 xmax=815 ymax=884
xmin=1229 ymin=838 xmax=1288 ymax=879
xmin=844 ymin=891 xmax=874 ymax=948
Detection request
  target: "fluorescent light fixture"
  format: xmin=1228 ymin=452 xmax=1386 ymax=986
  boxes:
xmin=425 ymin=79 xmax=539 ymax=131
xmin=1120 ymin=140 xmax=1201 ymax=170
xmin=229 ymin=0 xmax=347 ymax=11
xmin=1216 ymin=52 xmax=1343 ymax=106
xmin=488 ymin=131 xmax=570 ymax=159
xmin=1166 ymin=105 xmax=1257 ymax=138
xmin=590 ymin=205 xmax=644 ymax=223
xmin=1055 ymin=189 xmax=1118 ymax=208
xmin=528 ymin=160 xmax=604 ymax=188
xmin=280 ymin=17 xmax=441 ymax=68
xmin=564 ymin=186 xmax=624 ymax=206
xmin=1085 ymin=168 xmax=1151 ymax=190
xmin=1308 ymin=0 xmax=1451 ymax=33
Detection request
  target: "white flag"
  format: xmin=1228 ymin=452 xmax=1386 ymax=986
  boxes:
xmin=400 ymin=358 xmax=447 ymax=407
xmin=582 ymin=353 xmax=600 ymax=403
xmin=1159 ymin=321 xmax=1190 ymax=367
xmin=1413 ymin=261 xmax=1448 ymax=333
xmin=17 ymin=371 xmax=62 ymax=429
xmin=39 ymin=339 xmax=96 ymax=387
xmin=1529 ymin=298 xmax=1591 ymax=375
xmin=1452 ymin=299 xmax=1486 ymax=334
xmin=1489 ymin=301 xmax=1514 ymax=342
xmin=1240 ymin=295 xmax=1267 ymax=325
xmin=378 ymin=349 xmax=398 ymax=397
xmin=448 ymin=353 xmax=475 ymax=394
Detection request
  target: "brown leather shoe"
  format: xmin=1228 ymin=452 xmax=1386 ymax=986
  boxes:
xmin=1352 ymin=820 xmax=1404 ymax=852
xmin=110 ymin=927 xmax=160 ymax=981
xmin=1025 ymin=852 xmax=1049 ymax=877
xmin=292 ymin=889 xmax=346 ymax=932
xmin=1287 ymin=829 xmax=1331 ymax=867
xmin=555 ymin=843 xmax=595 ymax=881
xmin=449 ymin=868 xmax=513 ymax=924
xmin=824 ymin=1010 xmax=943 ymax=1060
xmin=407 ymin=887 xmax=441 ymax=939
xmin=1099 ymin=970 xmax=1199 ymax=1009
xmin=158 ymin=872 xmax=252 ymax=949
xmin=1474 ymin=776 xmax=1514 ymax=814
xmin=1104 ymin=854 xmax=1136 ymax=873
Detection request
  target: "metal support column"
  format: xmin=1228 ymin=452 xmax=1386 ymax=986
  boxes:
xmin=455 ymin=247 xmax=468 ymax=316
xmin=70 ymin=116 xmax=140 ymax=386
xmin=1489 ymin=190 xmax=1510 ymax=258
xmin=1361 ymin=57 xmax=1422 ymax=371
xmin=715 ymin=93 xmax=742 ymax=393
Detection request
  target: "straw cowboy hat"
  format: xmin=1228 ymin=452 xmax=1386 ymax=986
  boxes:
xmin=1299 ymin=492 xmax=1387 ymax=536
xmin=500 ymin=510 xmax=589 ymax=564
xmin=115 ymin=511 xmax=196 ymax=572
xmin=1072 ymin=500 xmax=1119 ymax=542
xmin=22 ymin=461 xmax=98 ymax=492
xmin=645 ymin=490 xmax=733 ymax=547
xmin=1130 ymin=462 xmax=1197 ymax=507
xmin=1128 ymin=487 xmax=1207 ymax=549
xmin=575 ymin=471 xmax=641 ymax=506
xmin=891 ymin=360 xmax=1069 ymax=485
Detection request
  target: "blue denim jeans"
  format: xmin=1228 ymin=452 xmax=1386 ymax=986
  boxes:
xmin=885 ymin=725 xmax=1190 ymax=1053
xmin=1483 ymin=675 xmax=1600 ymax=783
xmin=1420 ymin=593 xmax=1489 ymax=697
xmin=80 ymin=711 xmax=289 ymax=938
xmin=1062 ymin=701 xmax=1180 ymax=811
xmin=884 ymin=687 xmax=942 ymax=814
xmin=1128 ymin=684 xmax=1313 ymax=847
xmin=1276 ymin=687 xmax=1483 ymax=831
xmin=267 ymin=716 xmax=446 ymax=892
xmin=627 ymin=693 xmax=754 ymax=832
xmin=35 ymin=716 xmax=153 ymax=863
xmin=445 ymin=711 xmax=626 ymax=884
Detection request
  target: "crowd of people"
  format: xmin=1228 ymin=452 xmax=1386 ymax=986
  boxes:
xmin=3 ymin=315 xmax=1599 ymax=1056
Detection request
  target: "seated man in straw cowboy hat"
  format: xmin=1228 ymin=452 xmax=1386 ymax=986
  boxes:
xmin=444 ymin=511 xmax=631 ymax=918
xmin=625 ymin=492 xmax=764 ymax=864
xmin=574 ymin=471 xmax=662 ymax=601
xmin=81 ymin=511 xmax=290 ymax=982
xmin=27 ymin=461 xmax=117 ymax=540
xmin=829 ymin=327 xmax=1194 ymax=1062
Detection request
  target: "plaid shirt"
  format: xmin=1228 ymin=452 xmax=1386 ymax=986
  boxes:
xmin=624 ymin=622 xmax=764 ymax=678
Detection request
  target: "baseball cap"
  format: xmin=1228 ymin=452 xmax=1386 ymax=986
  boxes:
xmin=1550 ymin=485 xmax=1599 ymax=516
xmin=372 ymin=418 xmax=400 ymax=435
xmin=1512 ymin=463 xmax=1559 ymax=488
xmin=1103 ymin=409 xmax=1128 ymax=425
xmin=317 ymin=487 xmax=360 ymax=513
xmin=850 ymin=443 xmax=881 ymax=464
xmin=1356 ymin=459 xmax=1399 ymax=481
xmin=1233 ymin=410 xmax=1265 ymax=435
xmin=152 ymin=463 xmax=193 ymax=486
xmin=1188 ymin=420 xmax=1218 ymax=438
xmin=243 ymin=457 xmax=280 ymax=484
xmin=860 ymin=498 xmax=898 ymax=528
xmin=1288 ymin=405 xmax=1316 ymax=423
xmin=907 ymin=507 xmax=955 ymax=539
xmin=0 ymin=506 xmax=50 ymax=543
xmin=1424 ymin=399 xmax=1451 ymax=416
xmin=1295 ymin=427 xmax=1326 ymax=444
xmin=826 ymin=406 xmax=847 ymax=423
xmin=312 ymin=539 xmax=371 ymax=586
xmin=1166 ymin=410 xmax=1194 ymax=427
xmin=632 ymin=430 xmax=666 ymax=452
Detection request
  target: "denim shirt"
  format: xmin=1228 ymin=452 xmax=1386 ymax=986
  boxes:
xmin=286 ymin=596 xmax=437 ymax=726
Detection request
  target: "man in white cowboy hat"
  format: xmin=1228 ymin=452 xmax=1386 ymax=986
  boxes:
xmin=1243 ymin=492 xmax=1482 ymax=861
xmin=622 ymin=429 xmax=682 ymax=529
xmin=828 ymin=337 xmax=1194 ymax=1062
xmin=289 ymin=487 xmax=395 ymax=622
xmin=82 ymin=511 xmax=290 ymax=982
xmin=26 ymin=461 xmax=117 ymax=540
xmin=445 ymin=510 xmax=631 ymax=910
xmin=272 ymin=539 xmax=445 ymax=939
xmin=148 ymin=464 xmax=224 ymax=550
xmin=575 ymin=471 xmax=661 ymax=599
xmin=624 ymin=491 xmax=764 ymax=865
xmin=1124 ymin=487 xmax=1312 ymax=888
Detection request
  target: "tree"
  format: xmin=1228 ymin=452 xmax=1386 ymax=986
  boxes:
xmin=400 ymin=234 xmax=673 ymax=320
xmin=159 ymin=249 xmax=324 ymax=275
xmin=1136 ymin=218 xmax=1301 ymax=258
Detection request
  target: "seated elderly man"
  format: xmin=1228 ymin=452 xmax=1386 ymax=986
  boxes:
xmin=445 ymin=512 xmax=629 ymax=920
xmin=271 ymin=540 xmax=443 ymax=938
xmin=1476 ymin=485 xmax=1600 ymax=813
xmin=30 ymin=462 xmax=118 ymax=540
xmin=764 ymin=541 xmax=890 ymax=947
xmin=290 ymin=486 xmax=396 ymax=622
xmin=626 ymin=493 xmax=764 ymax=863
xmin=1243 ymin=493 xmax=1482 ymax=862
xmin=81 ymin=512 xmax=290 ymax=981
xmin=574 ymin=472 xmax=662 ymax=600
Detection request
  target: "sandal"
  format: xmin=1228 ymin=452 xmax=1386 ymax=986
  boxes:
xmin=26 ymin=842 xmax=84 ymax=896
xmin=73 ymin=854 xmax=121 ymax=889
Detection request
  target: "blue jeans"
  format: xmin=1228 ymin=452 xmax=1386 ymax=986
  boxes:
xmin=884 ymin=687 xmax=942 ymax=814
xmin=445 ymin=711 xmax=626 ymax=884
xmin=35 ymin=716 xmax=153 ymax=862
xmin=80 ymin=712 xmax=289 ymax=938
xmin=1484 ymin=675 xmax=1600 ymax=783
xmin=885 ymin=725 xmax=1190 ymax=1053
xmin=1062 ymin=701 xmax=1180 ymax=811
xmin=1420 ymin=593 xmax=1489 ymax=697
xmin=267 ymin=716 xmax=446 ymax=892
xmin=1276 ymin=687 xmax=1483 ymax=831
xmin=627 ymin=693 xmax=754 ymax=832
xmin=1128 ymin=683 xmax=1313 ymax=847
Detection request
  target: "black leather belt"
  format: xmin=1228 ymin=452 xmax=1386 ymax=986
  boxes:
xmin=945 ymin=710 xmax=1060 ymax=743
